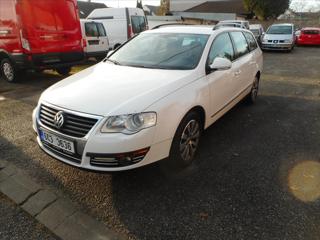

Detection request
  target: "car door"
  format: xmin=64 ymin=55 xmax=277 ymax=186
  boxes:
xmin=229 ymin=31 xmax=252 ymax=98
xmin=96 ymin=22 xmax=109 ymax=52
xmin=243 ymin=31 xmax=259 ymax=82
xmin=206 ymin=32 xmax=236 ymax=117
xmin=85 ymin=21 xmax=102 ymax=54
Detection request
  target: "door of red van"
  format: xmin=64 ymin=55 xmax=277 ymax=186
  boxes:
xmin=0 ymin=0 xmax=21 ymax=54
xmin=17 ymin=0 xmax=83 ymax=54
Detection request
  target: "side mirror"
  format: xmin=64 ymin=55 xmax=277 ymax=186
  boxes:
xmin=209 ymin=57 xmax=232 ymax=71
xmin=107 ymin=50 xmax=114 ymax=58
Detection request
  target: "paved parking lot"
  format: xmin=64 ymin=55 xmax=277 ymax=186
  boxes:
xmin=0 ymin=193 xmax=59 ymax=240
xmin=0 ymin=47 xmax=320 ymax=240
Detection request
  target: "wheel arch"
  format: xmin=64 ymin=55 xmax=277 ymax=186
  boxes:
xmin=256 ymin=71 xmax=261 ymax=80
xmin=0 ymin=50 xmax=11 ymax=62
xmin=184 ymin=105 xmax=206 ymax=130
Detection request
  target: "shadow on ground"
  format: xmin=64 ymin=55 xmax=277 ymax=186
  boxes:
xmin=111 ymin=94 xmax=320 ymax=240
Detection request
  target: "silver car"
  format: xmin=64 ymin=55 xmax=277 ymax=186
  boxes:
xmin=261 ymin=23 xmax=295 ymax=52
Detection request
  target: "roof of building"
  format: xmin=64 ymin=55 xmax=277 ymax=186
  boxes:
xmin=184 ymin=0 xmax=248 ymax=15
xmin=144 ymin=5 xmax=159 ymax=15
xmin=77 ymin=1 xmax=107 ymax=18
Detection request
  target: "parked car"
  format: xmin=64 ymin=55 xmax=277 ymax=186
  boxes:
xmin=296 ymin=28 xmax=320 ymax=46
xmin=213 ymin=23 xmax=246 ymax=30
xmin=80 ymin=19 xmax=109 ymax=61
xmin=32 ymin=26 xmax=263 ymax=172
xmin=250 ymin=24 xmax=265 ymax=44
xmin=87 ymin=8 xmax=148 ymax=50
xmin=218 ymin=20 xmax=250 ymax=29
xmin=261 ymin=23 xmax=295 ymax=52
xmin=0 ymin=0 xmax=85 ymax=82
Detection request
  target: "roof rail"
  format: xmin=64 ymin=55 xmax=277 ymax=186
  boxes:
xmin=213 ymin=23 xmax=245 ymax=31
xmin=151 ymin=23 xmax=194 ymax=30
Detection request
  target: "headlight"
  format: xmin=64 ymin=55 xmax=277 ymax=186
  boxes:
xmin=284 ymin=39 xmax=292 ymax=43
xmin=101 ymin=112 xmax=157 ymax=134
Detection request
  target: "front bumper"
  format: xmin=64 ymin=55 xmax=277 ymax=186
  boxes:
xmin=261 ymin=43 xmax=293 ymax=51
xmin=32 ymin=105 xmax=171 ymax=172
xmin=11 ymin=52 xmax=85 ymax=71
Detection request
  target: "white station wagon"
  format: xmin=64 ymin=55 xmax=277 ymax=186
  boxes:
xmin=33 ymin=26 xmax=263 ymax=172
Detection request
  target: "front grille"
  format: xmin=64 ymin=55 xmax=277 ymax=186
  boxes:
xmin=39 ymin=104 xmax=98 ymax=138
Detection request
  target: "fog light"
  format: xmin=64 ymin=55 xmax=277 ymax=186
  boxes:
xmin=87 ymin=147 xmax=150 ymax=167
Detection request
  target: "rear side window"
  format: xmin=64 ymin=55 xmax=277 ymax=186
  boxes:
xmin=131 ymin=16 xmax=146 ymax=34
xmin=230 ymin=32 xmax=250 ymax=59
xmin=243 ymin=32 xmax=258 ymax=51
xmin=208 ymin=33 xmax=234 ymax=64
xmin=303 ymin=30 xmax=319 ymax=35
xmin=85 ymin=22 xmax=99 ymax=37
xmin=97 ymin=23 xmax=106 ymax=37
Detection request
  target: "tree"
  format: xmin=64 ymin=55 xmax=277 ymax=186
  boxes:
xmin=157 ymin=0 xmax=170 ymax=16
xmin=244 ymin=0 xmax=291 ymax=19
xmin=136 ymin=0 xmax=143 ymax=9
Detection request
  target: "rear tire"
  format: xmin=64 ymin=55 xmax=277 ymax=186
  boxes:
xmin=0 ymin=58 xmax=18 ymax=83
xmin=164 ymin=111 xmax=203 ymax=171
xmin=246 ymin=75 xmax=260 ymax=104
xmin=56 ymin=67 xmax=71 ymax=76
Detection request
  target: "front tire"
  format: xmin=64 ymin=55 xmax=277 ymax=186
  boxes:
xmin=0 ymin=58 xmax=18 ymax=83
xmin=166 ymin=111 xmax=202 ymax=170
xmin=56 ymin=67 xmax=71 ymax=76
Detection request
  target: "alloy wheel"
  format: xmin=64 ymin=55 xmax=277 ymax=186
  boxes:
xmin=3 ymin=62 xmax=14 ymax=82
xmin=179 ymin=120 xmax=200 ymax=163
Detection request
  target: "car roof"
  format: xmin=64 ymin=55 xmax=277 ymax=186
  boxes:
xmin=270 ymin=23 xmax=294 ymax=27
xmin=220 ymin=20 xmax=248 ymax=23
xmin=250 ymin=24 xmax=262 ymax=28
xmin=302 ymin=27 xmax=320 ymax=31
xmin=145 ymin=25 xmax=251 ymax=35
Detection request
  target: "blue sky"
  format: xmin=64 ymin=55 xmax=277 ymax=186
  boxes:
xmin=80 ymin=0 xmax=320 ymax=12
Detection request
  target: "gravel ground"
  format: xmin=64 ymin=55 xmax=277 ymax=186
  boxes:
xmin=0 ymin=47 xmax=320 ymax=240
xmin=0 ymin=193 xmax=59 ymax=240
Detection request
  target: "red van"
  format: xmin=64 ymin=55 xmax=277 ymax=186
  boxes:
xmin=0 ymin=0 xmax=84 ymax=82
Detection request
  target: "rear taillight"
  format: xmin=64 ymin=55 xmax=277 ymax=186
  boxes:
xmin=20 ymin=30 xmax=31 ymax=51
xmin=82 ymin=38 xmax=87 ymax=48
xmin=128 ymin=24 xmax=134 ymax=38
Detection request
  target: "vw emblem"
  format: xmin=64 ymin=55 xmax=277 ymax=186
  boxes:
xmin=54 ymin=111 xmax=65 ymax=129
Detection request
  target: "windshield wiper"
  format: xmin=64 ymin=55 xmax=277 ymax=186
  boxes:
xmin=104 ymin=59 xmax=121 ymax=65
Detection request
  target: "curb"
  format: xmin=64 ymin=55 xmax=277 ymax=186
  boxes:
xmin=0 ymin=159 xmax=123 ymax=240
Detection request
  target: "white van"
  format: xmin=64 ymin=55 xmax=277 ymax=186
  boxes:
xmin=87 ymin=8 xmax=148 ymax=49
xmin=80 ymin=19 xmax=109 ymax=61
xmin=219 ymin=20 xmax=250 ymax=30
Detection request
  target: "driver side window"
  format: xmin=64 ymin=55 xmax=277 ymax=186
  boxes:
xmin=208 ymin=33 xmax=234 ymax=65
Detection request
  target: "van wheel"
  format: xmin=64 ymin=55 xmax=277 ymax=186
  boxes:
xmin=56 ymin=67 xmax=71 ymax=76
xmin=165 ymin=111 xmax=202 ymax=170
xmin=246 ymin=76 xmax=260 ymax=104
xmin=0 ymin=58 xmax=18 ymax=83
xmin=113 ymin=44 xmax=121 ymax=50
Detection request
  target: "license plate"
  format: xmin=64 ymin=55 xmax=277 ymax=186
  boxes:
xmin=39 ymin=130 xmax=75 ymax=154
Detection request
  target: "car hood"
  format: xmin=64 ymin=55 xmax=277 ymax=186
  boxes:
xmin=264 ymin=33 xmax=293 ymax=40
xmin=40 ymin=62 xmax=199 ymax=116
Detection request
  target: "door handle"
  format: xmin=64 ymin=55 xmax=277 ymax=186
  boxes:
xmin=234 ymin=70 xmax=241 ymax=76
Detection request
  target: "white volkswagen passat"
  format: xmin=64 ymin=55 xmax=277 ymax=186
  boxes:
xmin=33 ymin=26 xmax=263 ymax=172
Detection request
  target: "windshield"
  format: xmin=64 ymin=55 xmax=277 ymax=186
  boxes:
xmin=267 ymin=25 xmax=292 ymax=35
xmin=108 ymin=33 xmax=209 ymax=70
